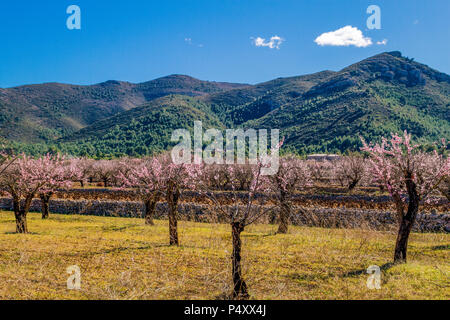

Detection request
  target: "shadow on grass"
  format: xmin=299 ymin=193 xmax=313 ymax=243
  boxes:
xmin=56 ymin=245 xmax=155 ymax=258
xmin=74 ymin=242 xmax=206 ymax=256
xmin=289 ymin=273 xmax=328 ymax=281
xmin=101 ymin=224 xmax=141 ymax=232
xmin=95 ymin=245 xmax=155 ymax=254
xmin=154 ymin=243 xmax=178 ymax=248
xmin=4 ymin=231 xmax=39 ymax=235
xmin=242 ymin=232 xmax=277 ymax=238
xmin=287 ymin=262 xmax=395 ymax=283
xmin=342 ymin=262 xmax=394 ymax=278
xmin=430 ymin=244 xmax=450 ymax=251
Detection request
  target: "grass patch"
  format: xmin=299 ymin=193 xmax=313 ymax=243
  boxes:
xmin=0 ymin=211 xmax=448 ymax=300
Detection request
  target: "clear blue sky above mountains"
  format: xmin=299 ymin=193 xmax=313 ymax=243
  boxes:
xmin=0 ymin=0 xmax=449 ymax=88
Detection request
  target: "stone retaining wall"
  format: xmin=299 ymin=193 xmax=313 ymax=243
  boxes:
xmin=50 ymin=189 xmax=449 ymax=212
xmin=1 ymin=198 xmax=448 ymax=233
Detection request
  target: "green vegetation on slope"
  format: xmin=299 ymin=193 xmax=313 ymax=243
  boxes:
xmin=0 ymin=75 xmax=247 ymax=143
xmin=2 ymin=52 xmax=449 ymax=157
xmin=245 ymin=80 xmax=450 ymax=154
xmin=59 ymin=95 xmax=224 ymax=158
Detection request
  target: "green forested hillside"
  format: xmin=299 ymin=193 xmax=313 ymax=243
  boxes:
xmin=59 ymin=95 xmax=224 ymax=157
xmin=3 ymin=52 xmax=450 ymax=157
xmin=243 ymin=52 xmax=450 ymax=153
xmin=0 ymin=75 xmax=247 ymax=143
xmin=203 ymin=70 xmax=336 ymax=125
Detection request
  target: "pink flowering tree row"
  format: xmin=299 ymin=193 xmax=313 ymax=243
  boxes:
xmin=0 ymin=131 xmax=447 ymax=297
xmin=333 ymin=154 xmax=368 ymax=190
xmin=306 ymin=156 xmax=368 ymax=191
xmin=0 ymin=154 xmax=81 ymax=233
xmin=64 ymin=158 xmax=124 ymax=188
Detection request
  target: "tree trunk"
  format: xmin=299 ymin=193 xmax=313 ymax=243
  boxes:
xmin=166 ymin=184 xmax=180 ymax=246
xmin=277 ymin=191 xmax=290 ymax=234
xmin=15 ymin=209 xmax=28 ymax=233
xmin=231 ymin=222 xmax=249 ymax=299
xmin=438 ymin=178 xmax=450 ymax=201
xmin=13 ymin=195 xmax=33 ymax=234
xmin=348 ymin=179 xmax=359 ymax=191
xmin=79 ymin=180 xmax=85 ymax=188
xmin=144 ymin=194 xmax=159 ymax=225
xmin=393 ymin=176 xmax=420 ymax=264
xmin=40 ymin=193 xmax=52 ymax=219
xmin=103 ymin=178 xmax=108 ymax=188
xmin=393 ymin=193 xmax=405 ymax=224
xmin=439 ymin=187 xmax=450 ymax=201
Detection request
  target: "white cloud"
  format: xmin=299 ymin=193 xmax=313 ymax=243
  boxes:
xmin=185 ymin=37 xmax=204 ymax=48
xmin=252 ymin=35 xmax=284 ymax=49
xmin=377 ymin=39 xmax=388 ymax=45
xmin=314 ymin=26 xmax=372 ymax=48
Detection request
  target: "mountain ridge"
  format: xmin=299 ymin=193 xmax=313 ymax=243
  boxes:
xmin=0 ymin=75 xmax=248 ymax=142
xmin=2 ymin=51 xmax=449 ymax=157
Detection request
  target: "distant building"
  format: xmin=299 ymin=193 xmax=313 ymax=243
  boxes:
xmin=306 ymin=154 xmax=342 ymax=162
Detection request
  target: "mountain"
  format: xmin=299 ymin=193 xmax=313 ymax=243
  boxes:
xmin=3 ymin=52 xmax=450 ymax=157
xmin=244 ymin=51 xmax=450 ymax=153
xmin=203 ymin=70 xmax=336 ymax=126
xmin=59 ymin=70 xmax=340 ymax=157
xmin=0 ymin=75 xmax=247 ymax=142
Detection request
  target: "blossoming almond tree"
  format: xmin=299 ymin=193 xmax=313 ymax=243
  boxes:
xmin=268 ymin=156 xmax=312 ymax=234
xmin=201 ymin=163 xmax=232 ymax=190
xmin=307 ymin=159 xmax=333 ymax=187
xmin=38 ymin=155 xmax=81 ymax=219
xmin=92 ymin=160 xmax=118 ymax=187
xmin=199 ymin=162 xmax=275 ymax=299
xmin=362 ymin=132 xmax=449 ymax=263
xmin=161 ymin=154 xmax=200 ymax=246
xmin=70 ymin=157 xmax=95 ymax=187
xmin=334 ymin=154 xmax=367 ymax=191
xmin=0 ymin=154 xmax=80 ymax=232
xmin=120 ymin=153 xmax=199 ymax=245
xmin=117 ymin=157 xmax=164 ymax=225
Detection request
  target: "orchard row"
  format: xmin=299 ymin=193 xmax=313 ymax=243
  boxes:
xmin=0 ymin=131 xmax=448 ymax=299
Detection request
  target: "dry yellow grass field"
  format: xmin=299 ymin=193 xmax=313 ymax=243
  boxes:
xmin=0 ymin=211 xmax=448 ymax=300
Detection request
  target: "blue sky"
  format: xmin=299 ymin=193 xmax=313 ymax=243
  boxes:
xmin=0 ymin=0 xmax=449 ymax=88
